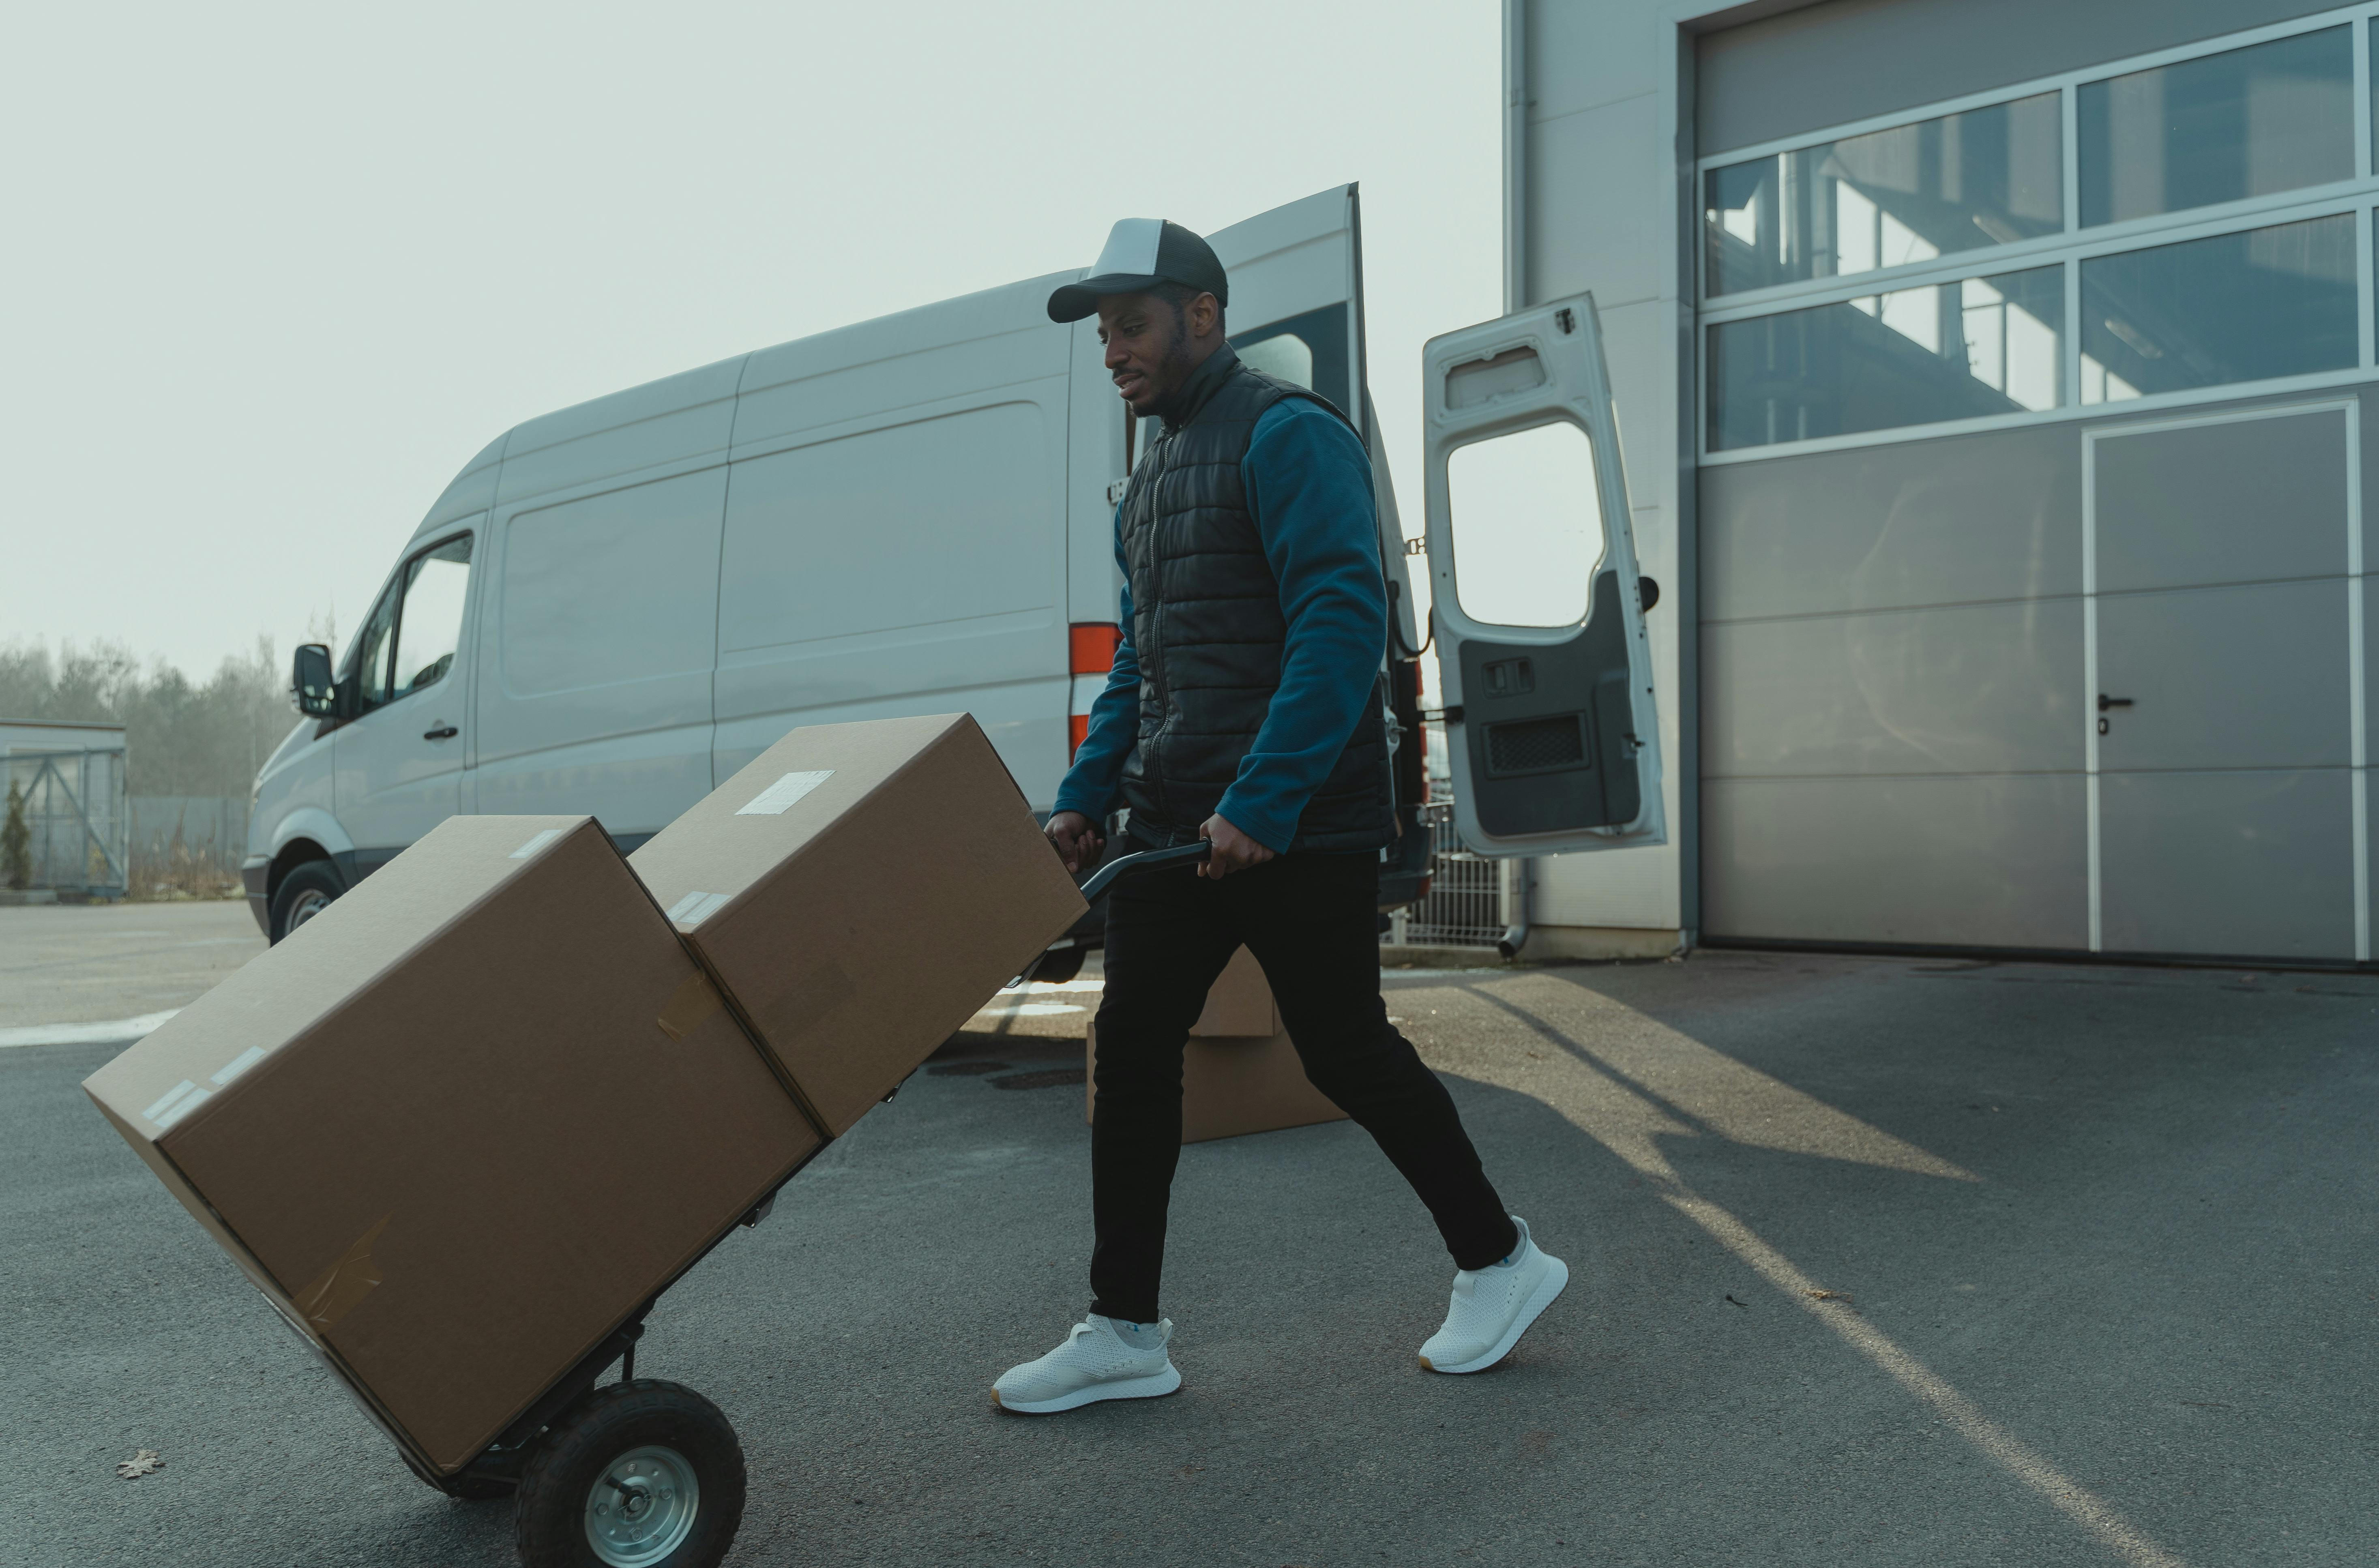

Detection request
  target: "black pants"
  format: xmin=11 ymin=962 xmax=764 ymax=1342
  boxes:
xmin=1088 ymin=847 xmax=1518 ymax=1324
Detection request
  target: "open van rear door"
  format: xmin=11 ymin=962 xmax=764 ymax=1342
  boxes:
xmin=1205 ymin=184 xmax=1430 ymax=891
xmin=1206 ymin=184 xmax=1421 ymax=657
xmin=1422 ymin=294 xmax=1665 ymax=857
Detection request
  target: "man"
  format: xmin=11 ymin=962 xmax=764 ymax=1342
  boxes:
xmin=991 ymin=219 xmax=1566 ymax=1415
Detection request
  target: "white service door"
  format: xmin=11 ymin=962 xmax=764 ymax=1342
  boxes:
xmin=1421 ymin=294 xmax=1665 ymax=857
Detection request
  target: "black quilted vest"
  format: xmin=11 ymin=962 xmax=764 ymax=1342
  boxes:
xmin=1117 ymin=345 xmax=1393 ymax=853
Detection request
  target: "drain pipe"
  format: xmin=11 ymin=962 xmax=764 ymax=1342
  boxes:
xmin=1497 ymin=857 xmax=1533 ymax=959
xmin=1495 ymin=0 xmax=1532 ymax=966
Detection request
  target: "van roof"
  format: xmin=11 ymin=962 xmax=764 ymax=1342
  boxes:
xmin=408 ymin=269 xmax=1078 ymax=544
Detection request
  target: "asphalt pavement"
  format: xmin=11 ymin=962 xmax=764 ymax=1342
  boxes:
xmin=5 ymin=904 xmax=2377 ymax=1566
xmin=0 ymin=899 xmax=264 ymax=1035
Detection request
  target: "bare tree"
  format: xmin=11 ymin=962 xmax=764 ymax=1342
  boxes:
xmin=0 ymin=637 xmax=303 ymax=796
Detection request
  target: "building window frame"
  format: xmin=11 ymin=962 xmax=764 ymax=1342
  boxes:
xmin=1697 ymin=3 xmax=2379 ymax=465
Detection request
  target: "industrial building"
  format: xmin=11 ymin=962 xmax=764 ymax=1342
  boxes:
xmin=1507 ymin=0 xmax=2375 ymax=966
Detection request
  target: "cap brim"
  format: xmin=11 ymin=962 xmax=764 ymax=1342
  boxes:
xmin=1046 ymin=272 xmax=1168 ymax=322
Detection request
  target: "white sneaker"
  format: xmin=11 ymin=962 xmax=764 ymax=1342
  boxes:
xmin=1418 ymin=1216 xmax=1568 ymax=1374
xmin=992 ymin=1314 xmax=1182 ymax=1414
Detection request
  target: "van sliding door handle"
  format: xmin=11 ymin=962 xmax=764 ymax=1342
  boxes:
xmin=422 ymin=725 xmax=459 ymax=740
xmin=2096 ymin=695 xmax=2133 ymax=712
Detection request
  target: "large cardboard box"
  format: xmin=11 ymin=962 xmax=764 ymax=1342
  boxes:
xmin=630 ymin=713 xmax=1087 ymax=1136
xmin=83 ymin=816 xmax=820 ymax=1476
xmin=1086 ymin=948 xmax=1349 ymax=1143
xmin=1188 ymin=945 xmax=1277 ymax=1037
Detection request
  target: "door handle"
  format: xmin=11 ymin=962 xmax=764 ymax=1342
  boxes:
xmin=2096 ymin=695 xmax=2134 ymax=712
xmin=423 ymin=725 xmax=459 ymax=740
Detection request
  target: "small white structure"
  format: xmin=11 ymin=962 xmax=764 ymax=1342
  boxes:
xmin=1 ymin=719 xmax=129 ymax=897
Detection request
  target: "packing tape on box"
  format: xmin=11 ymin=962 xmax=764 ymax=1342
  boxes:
xmin=663 ymin=889 xmax=732 ymax=928
xmin=295 ymin=1214 xmax=391 ymax=1333
xmin=735 ymin=769 xmax=833 ymax=815
xmin=656 ymin=970 xmax=725 ymax=1040
xmin=508 ymin=828 xmax=564 ymax=860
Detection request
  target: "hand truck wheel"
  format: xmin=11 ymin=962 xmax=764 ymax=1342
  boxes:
xmin=513 ymin=1379 xmax=745 ymax=1568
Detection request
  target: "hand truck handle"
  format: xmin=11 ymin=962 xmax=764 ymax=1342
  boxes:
xmin=1075 ymin=839 xmax=1211 ymax=903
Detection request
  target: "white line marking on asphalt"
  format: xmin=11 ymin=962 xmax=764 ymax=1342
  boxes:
xmin=0 ymin=1010 xmax=183 ymax=1049
xmin=1467 ymin=973 xmax=2187 ymax=1568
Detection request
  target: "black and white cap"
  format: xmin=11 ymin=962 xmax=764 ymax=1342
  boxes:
xmin=1046 ymin=219 xmax=1230 ymax=323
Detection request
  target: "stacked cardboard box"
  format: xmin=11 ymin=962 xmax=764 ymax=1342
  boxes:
xmin=1085 ymin=946 xmax=1349 ymax=1144
xmin=83 ymin=815 xmax=817 ymax=1476
xmin=85 ymin=714 xmax=1082 ymax=1480
xmin=630 ymin=714 xmax=1087 ymax=1134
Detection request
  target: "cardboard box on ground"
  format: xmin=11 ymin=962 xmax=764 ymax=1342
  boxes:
xmin=84 ymin=714 xmax=1082 ymax=1478
xmin=1085 ymin=947 xmax=1349 ymax=1144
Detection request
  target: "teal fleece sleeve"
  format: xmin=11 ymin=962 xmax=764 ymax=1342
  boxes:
xmin=1215 ymin=399 xmax=1386 ymax=852
xmin=1049 ymin=511 xmax=1139 ymax=823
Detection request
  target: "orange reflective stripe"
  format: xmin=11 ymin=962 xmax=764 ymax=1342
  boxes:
xmin=1069 ymin=623 xmax=1121 ymax=675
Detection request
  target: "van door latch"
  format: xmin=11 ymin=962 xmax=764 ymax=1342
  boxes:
xmin=423 ymin=725 xmax=458 ymax=740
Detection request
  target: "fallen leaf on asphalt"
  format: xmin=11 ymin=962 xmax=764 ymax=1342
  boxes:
xmin=116 ymin=1450 xmax=163 ymax=1479
xmin=1805 ymin=1289 xmax=1853 ymax=1303
xmin=1724 ymin=1294 xmax=1747 ymax=1309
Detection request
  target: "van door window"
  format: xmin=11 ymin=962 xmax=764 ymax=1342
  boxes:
xmin=1229 ymin=303 xmax=1351 ymax=414
xmin=392 ymin=535 xmax=472 ymax=697
xmin=349 ymin=586 xmax=399 ymax=714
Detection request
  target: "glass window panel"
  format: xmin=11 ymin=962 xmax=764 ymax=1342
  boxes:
xmin=346 ymin=586 xmax=398 ymax=713
xmin=1707 ymin=265 xmax=2064 ymax=451
xmin=1235 ymin=332 xmax=1315 ymax=390
xmin=391 ymin=535 xmax=472 ymax=698
xmin=1229 ymin=304 xmax=1349 ymax=414
xmin=2079 ymin=27 xmax=2352 ymax=228
xmin=2078 ymin=213 xmax=2355 ymax=405
xmin=1703 ymin=93 xmax=2062 ymax=296
xmin=1446 ymin=422 xmax=1605 ymax=627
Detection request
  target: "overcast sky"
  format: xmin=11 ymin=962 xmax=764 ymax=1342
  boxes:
xmin=2 ymin=1 xmax=1503 ymax=681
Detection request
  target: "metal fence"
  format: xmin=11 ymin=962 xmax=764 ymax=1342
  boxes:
xmin=127 ymin=796 xmax=251 ymax=896
xmin=1385 ymin=799 xmax=1512 ymax=950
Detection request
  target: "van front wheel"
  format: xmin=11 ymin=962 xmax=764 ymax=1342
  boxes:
xmin=268 ymin=862 xmax=341 ymax=944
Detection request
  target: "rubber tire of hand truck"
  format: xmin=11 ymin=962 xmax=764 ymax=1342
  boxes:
xmin=513 ymin=1379 xmax=745 ymax=1568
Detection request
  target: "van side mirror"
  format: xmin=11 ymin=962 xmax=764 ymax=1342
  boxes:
xmin=292 ymin=644 xmax=339 ymax=717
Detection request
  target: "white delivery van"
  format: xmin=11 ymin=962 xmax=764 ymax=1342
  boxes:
xmin=245 ymin=185 xmax=1666 ymax=953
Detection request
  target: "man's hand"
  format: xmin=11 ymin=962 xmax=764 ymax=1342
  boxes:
xmin=1045 ymin=810 xmax=1103 ymax=875
xmin=1198 ymin=814 xmax=1276 ymax=879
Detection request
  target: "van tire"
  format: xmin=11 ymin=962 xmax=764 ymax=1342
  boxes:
xmin=268 ymin=861 xmax=342 ymax=944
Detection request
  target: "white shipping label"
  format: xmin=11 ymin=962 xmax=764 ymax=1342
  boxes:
xmin=736 ymin=770 xmax=834 ymax=817
xmin=210 ymin=1045 xmax=268 ymax=1086
xmin=509 ymin=828 xmax=565 ymax=860
xmin=143 ymin=1080 xmax=200 ymax=1125
xmin=664 ymin=890 xmax=732 ymax=928
xmin=153 ymin=1085 xmax=212 ymax=1131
